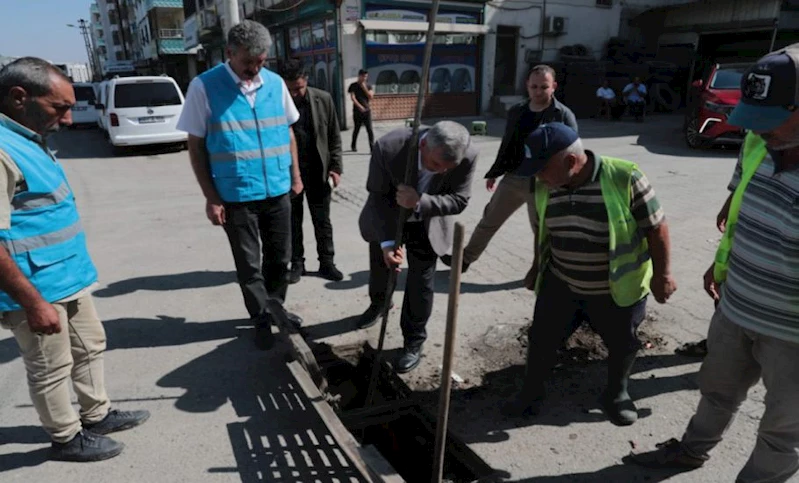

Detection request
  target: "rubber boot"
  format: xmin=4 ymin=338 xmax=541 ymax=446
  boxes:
xmin=602 ymin=351 xmax=638 ymax=426
xmin=501 ymin=346 xmax=548 ymax=419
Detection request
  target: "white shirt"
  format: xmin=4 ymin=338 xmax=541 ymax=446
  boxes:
xmin=596 ymin=87 xmax=615 ymax=100
xmin=623 ymin=83 xmax=647 ymax=103
xmin=176 ymin=61 xmax=300 ymax=138
xmin=382 ymin=134 xmax=433 ymax=248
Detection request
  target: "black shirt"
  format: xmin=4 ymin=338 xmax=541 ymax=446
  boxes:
xmin=348 ymin=82 xmax=372 ymax=111
xmin=293 ymin=93 xmax=317 ymax=168
xmin=512 ymin=107 xmax=546 ymax=175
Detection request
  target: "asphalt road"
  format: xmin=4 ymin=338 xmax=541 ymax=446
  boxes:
xmin=0 ymin=113 xmax=783 ymax=482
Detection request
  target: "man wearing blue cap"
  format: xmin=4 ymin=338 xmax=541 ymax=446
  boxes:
xmin=505 ymin=122 xmax=676 ymax=426
xmin=629 ymin=44 xmax=799 ymax=482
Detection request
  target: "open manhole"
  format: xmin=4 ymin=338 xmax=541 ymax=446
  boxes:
xmin=312 ymin=343 xmax=499 ymax=483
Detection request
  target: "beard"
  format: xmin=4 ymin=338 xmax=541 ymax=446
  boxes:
xmin=24 ymin=100 xmax=57 ymax=138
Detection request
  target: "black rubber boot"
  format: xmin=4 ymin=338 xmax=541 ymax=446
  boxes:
xmin=602 ymin=351 xmax=639 ymax=426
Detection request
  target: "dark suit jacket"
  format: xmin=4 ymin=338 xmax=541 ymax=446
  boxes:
xmin=306 ymin=87 xmax=343 ymax=183
xmin=484 ymin=97 xmax=578 ymax=179
xmin=358 ymin=127 xmax=479 ymax=256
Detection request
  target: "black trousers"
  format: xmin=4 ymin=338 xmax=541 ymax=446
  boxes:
xmin=368 ymin=223 xmax=437 ymax=349
xmin=291 ymin=168 xmax=334 ymax=265
xmin=352 ymin=110 xmax=374 ymax=150
xmin=223 ymin=194 xmax=291 ymax=319
xmin=523 ymin=269 xmax=647 ymax=397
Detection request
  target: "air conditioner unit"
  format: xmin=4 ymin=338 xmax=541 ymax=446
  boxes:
xmin=546 ymin=16 xmax=568 ymax=35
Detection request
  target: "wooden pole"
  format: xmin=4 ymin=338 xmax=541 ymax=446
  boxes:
xmin=365 ymin=0 xmax=443 ymax=409
xmin=432 ymin=222 xmax=465 ymax=483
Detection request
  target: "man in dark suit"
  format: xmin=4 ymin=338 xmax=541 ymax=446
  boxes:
xmin=357 ymin=121 xmax=478 ymax=373
xmin=281 ymin=59 xmax=344 ymax=284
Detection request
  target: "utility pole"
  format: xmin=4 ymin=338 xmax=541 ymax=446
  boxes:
xmin=224 ymin=0 xmax=240 ymax=36
xmin=68 ymin=19 xmax=99 ymax=80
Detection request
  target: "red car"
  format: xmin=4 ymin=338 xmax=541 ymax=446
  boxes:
xmin=684 ymin=62 xmax=750 ymax=149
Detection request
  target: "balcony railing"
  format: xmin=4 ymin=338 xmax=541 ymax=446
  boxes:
xmin=95 ymin=37 xmax=106 ymax=46
xmin=146 ymin=0 xmax=184 ymax=10
xmin=158 ymin=38 xmax=186 ymax=55
xmin=159 ymin=28 xmax=183 ymax=39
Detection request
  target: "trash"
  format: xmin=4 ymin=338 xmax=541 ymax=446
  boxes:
xmin=629 ymin=440 xmax=637 ymax=450
xmin=436 ymin=366 xmax=465 ymax=384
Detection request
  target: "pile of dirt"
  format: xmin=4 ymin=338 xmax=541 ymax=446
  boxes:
xmin=474 ymin=311 xmax=668 ymax=370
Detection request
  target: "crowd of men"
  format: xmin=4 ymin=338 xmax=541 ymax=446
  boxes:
xmin=0 ymin=17 xmax=797 ymax=483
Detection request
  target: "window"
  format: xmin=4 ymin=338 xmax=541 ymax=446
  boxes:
xmin=74 ymin=86 xmax=96 ymax=103
xmin=115 ymin=51 xmax=125 ymax=61
xmin=113 ymin=32 xmax=121 ymax=45
xmin=710 ymin=66 xmax=747 ymax=89
xmin=114 ymin=81 xmax=182 ymax=108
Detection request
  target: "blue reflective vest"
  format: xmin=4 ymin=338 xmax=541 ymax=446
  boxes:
xmin=200 ymin=64 xmax=292 ymax=202
xmin=0 ymin=116 xmax=98 ymax=311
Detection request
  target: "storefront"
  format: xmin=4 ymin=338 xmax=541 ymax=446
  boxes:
xmin=254 ymin=0 xmax=344 ymax=124
xmin=358 ymin=1 xmax=488 ymax=120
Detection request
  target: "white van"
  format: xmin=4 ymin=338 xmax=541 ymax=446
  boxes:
xmin=96 ymin=75 xmax=187 ymax=150
xmin=70 ymin=82 xmax=99 ymax=126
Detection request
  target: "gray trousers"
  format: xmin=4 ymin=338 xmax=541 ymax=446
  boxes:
xmin=682 ymin=308 xmax=799 ymax=483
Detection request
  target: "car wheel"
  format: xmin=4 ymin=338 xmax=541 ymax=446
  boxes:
xmin=685 ymin=115 xmax=707 ymax=149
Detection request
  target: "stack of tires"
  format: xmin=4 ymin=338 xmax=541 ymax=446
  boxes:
xmin=561 ymin=61 xmax=609 ymax=118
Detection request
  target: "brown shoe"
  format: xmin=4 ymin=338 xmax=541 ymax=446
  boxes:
xmin=626 ymin=438 xmax=708 ymax=469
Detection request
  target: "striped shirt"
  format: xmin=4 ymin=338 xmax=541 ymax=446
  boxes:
xmin=533 ymin=152 xmax=665 ymax=296
xmin=719 ymin=150 xmax=799 ymax=343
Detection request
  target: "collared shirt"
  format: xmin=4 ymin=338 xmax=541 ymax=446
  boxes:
xmin=176 ymin=61 xmax=300 ymax=138
xmin=719 ymin=149 xmax=799 ymax=343
xmin=532 ymin=151 xmax=665 ymax=295
xmin=623 ymin=83 xmax=647 ymax=103
xmin=381 ymin=134 xmax=433 ymax=248
xmin=596 ymin=87 xmax=616 ymax=100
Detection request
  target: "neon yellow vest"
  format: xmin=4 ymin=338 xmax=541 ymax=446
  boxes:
xmin=713 ymin=132 xmax=768 ymax=283
xmin=534 ymin=157 xmax=652 ymax=307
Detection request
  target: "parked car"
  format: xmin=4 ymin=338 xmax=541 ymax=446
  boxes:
xmin=69 ymin=82 xmax=99 ymax=127
xmin=684 ymin=62 xmax=750 ymax=149
xmin=95 ymin=75 xmax=187 ymax=153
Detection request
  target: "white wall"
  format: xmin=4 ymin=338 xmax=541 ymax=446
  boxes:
xmin=482 ymin=4 xmax=543 ymax=112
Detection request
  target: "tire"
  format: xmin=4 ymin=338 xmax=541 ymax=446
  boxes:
xmin=684 ymin=114 xmax=708 ymax=149
xmin=652 ymin=83 xmax=681 ymax=112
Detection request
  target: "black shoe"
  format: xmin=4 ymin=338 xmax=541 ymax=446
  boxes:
xmin=441 ymin=254 xmax=470 ymax=273
xmin=254 ymin=321 xmax=275 ymax=350
xmin=601 ymin=391 xmax=638 ymax=426
xmin=395 ymin=346 xmax=423 ymax=374
xmin=357 ymin=302 xmax=394 ymax=329
xmin=50 ymin=430 xmax=125 ymax=462
xmin=319 ymin=263 xmax=344 ymax=282
xmin=288 ymin=262 xmax=304 ymax=284
xmin=286 ymin=312 xmax=303 ymax=330
xmin=83 ymin=409 xmax=150 ymax=435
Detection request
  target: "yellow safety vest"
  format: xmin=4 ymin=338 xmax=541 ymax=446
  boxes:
xmin=713 ymin=132 xmax=768 ymax=283
xmin=534 ymin=157 xmax=652 ymax=307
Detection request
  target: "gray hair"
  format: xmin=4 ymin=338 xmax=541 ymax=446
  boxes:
xmin=227 ymin=20 xmax=272 ymax=56
xmin=0 ymin=57 xmax=69 ymax=100
xmin=425 ymin=121 xmax=471 ymax=164
xmin=561 ymin=138 xmax=584 ymax=157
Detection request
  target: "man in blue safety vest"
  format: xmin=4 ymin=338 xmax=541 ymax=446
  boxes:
xmin=178 ymin=21 xmax=304 ymax=349
xmin=0 ymin=57 xmax=149 ymax=462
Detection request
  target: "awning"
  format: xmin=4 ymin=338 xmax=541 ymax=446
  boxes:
xmin=359 ymin=19 xmax=490 ymax=35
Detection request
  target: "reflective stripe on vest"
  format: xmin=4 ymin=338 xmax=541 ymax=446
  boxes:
xmin=200 ymin=65 xmax=292 ymax=203
xmin=713 ymin=132 xmax=768 ymax=283
xmin=0 ymin=117 xmax=98 ymax=311
xmin=534 ymin=156 xmax=652 ymax=307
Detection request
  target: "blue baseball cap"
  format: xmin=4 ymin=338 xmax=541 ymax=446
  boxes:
xmin=727 ymin=44 xmax=799 ymax=132
xmin=516 ymin=123 xmax=580 ymax=177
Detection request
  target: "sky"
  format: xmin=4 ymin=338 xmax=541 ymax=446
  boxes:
xmin=0 ymin=0 xmax=94 ymax=64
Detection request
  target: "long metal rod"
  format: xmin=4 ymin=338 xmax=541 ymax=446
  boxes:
xmin=364 ymin=0 xmax=443 ymax=409
xmin=431 ymin=223 xmax=465 ymax=483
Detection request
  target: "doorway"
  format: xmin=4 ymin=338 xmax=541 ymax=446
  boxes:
xmin=493 ymin=26 xmax=519 ymax=96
